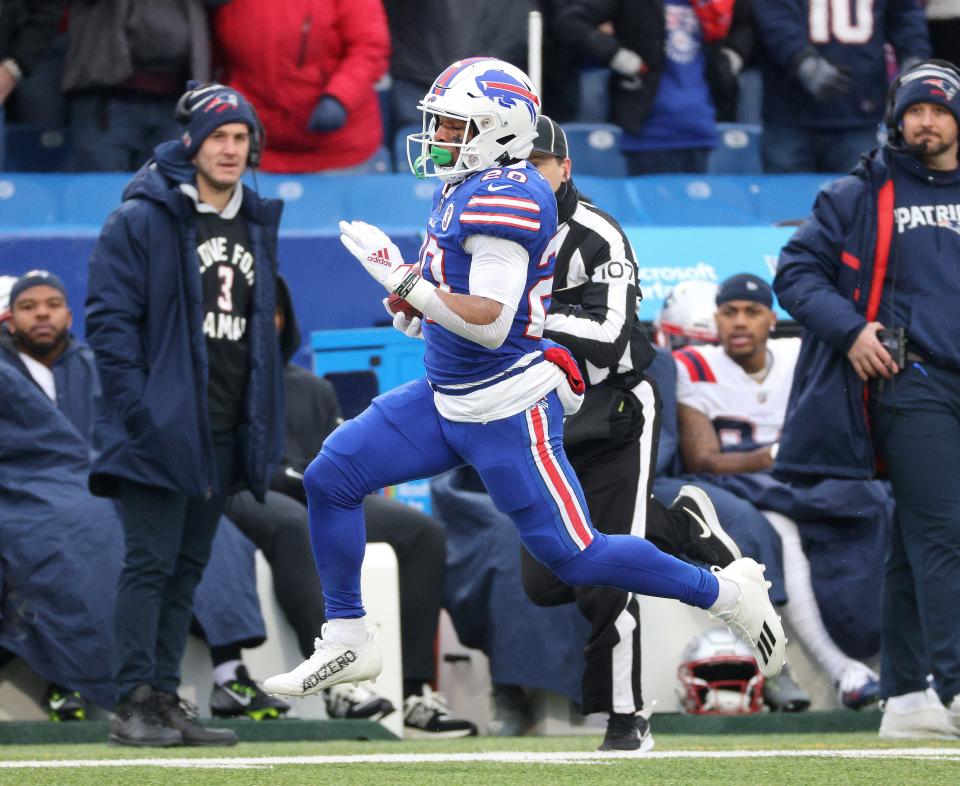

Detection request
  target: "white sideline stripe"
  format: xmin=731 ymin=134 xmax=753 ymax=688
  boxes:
xmin=2 ymin=748 xmax=960 ymax=768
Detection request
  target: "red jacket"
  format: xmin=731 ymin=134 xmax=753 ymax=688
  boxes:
xmin=213 ymin=0 xmax=390 ymax=173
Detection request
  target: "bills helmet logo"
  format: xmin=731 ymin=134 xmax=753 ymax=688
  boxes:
xmin=475 ymin=70 xmax=540 ymax=122
xmin=922 ymin=78 xmax=958 ymax=102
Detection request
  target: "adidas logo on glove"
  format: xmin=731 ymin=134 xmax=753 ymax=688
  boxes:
xmin=366 ymin=248 xmax=392 ymax=268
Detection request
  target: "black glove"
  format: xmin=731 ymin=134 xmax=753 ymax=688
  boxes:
xmin=307 ymin=95 xmax=347 ymax=133
xmin=795 ymin=53 xmax=852 ymax=102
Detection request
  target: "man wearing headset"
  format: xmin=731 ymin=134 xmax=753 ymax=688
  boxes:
xmin=86 ymin=82 xmax=285 ymax=747
xmin=775 ymin=60 xmax=960 ymax=740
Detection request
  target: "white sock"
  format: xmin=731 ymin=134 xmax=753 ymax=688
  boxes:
xmin=213 ymin=659 xmax=242 ymax=686
xmin=709 ymin=574 xmax=741 ymax=613
xmin=886 ymin=690 xmax=933 ymax=713
xmin=764 ymin=511 xmax=854 ymax=682
xmin=324 ymin=617 xmax=368 ymax=646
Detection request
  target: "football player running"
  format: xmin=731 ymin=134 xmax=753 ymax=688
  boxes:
xmin=264 ymin=58 xmax=784 ymax=704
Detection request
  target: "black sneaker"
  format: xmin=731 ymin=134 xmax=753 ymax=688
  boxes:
xmin=403 ymin=685 xmax=478 ymax=738
xmin=155 ymin=692 xmax=238 ymax=747
xmin=598 ymin=711 xmax=655 ymax=752
xmin=325 ymin=681 xmax=396 ymax=720
xmin=108 ymin=684 xmax=182 ymax=747
xmin=763 ymin=663 xmax=811 ymax=712
xmin=211 ymin=665 xmax=291 ymax=720
xmin=670 ymin=485 xmax=742 ymax=568
xmin=45 ymin=684 xmax=86 ymax=721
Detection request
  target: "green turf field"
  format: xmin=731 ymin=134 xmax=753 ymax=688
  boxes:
xmin=1 ymin=734 xmax=958 ymax=786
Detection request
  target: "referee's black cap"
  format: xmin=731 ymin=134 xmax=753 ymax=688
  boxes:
xmin=531 ymin=115 xmax=569 ymax=160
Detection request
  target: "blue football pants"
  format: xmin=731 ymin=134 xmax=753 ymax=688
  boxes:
xmin=304 ymin=378 xmax=719 ymax=619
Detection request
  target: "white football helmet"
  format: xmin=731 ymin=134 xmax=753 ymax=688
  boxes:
xmin=407 ymin=57 xmax=541 ymax=183
xmin=654 ymin=280 xmax=720 ymax=350
xmin=0 ymin=275 xmax=17 ymax=323
xmin=677 ymin=626 xmax=764 ymax=715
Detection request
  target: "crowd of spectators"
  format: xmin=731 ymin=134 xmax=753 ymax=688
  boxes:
xmin=0 ymin=0 xmax=951 ymax=175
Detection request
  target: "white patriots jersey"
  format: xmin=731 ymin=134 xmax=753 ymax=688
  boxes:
xmin=673 ymin=338 xmax=801 ymax=450
xmin=417 ymin=162 xmax=559 ymax=388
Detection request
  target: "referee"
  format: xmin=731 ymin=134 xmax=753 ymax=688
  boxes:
xmin=522 ymin=116 xmax=741 ymax=751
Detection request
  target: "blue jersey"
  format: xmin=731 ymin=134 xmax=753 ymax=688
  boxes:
xmin=417 ymin=162 xmax=559 ymax=387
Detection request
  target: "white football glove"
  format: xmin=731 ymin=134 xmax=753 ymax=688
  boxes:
xmin=382 ymin=297 xmax=423 ymax=339
xmin=339 ymin=220 xmax=412 ymax=291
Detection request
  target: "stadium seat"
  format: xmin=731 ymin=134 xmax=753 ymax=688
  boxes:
xmin=60 ymin=174 xmax=127 ymax=226
xmin=352 ymin=145 xmax=392 ymax=175
xmin=2 ymin=124 xmax=70 ymax=172
xmin=561 ymin=122 xmax=627 ymax=177
xmin=0 ymin=175 xmax=60 ymax=226
xmin=707 ymin=123 xmax=763 ymax=175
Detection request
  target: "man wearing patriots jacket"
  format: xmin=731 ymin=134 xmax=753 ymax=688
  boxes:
xmin=775 ymin=60 xmax=960 ymax=739
xmin=264 ymin=57 xmax=784 ymax=710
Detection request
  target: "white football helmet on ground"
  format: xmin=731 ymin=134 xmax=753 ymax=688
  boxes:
xmin=654 ymin=280 xmax=720 ymax=350
xmin=407 ymin=57 xmax=541 ymax=183
xmin=677 ymin=625 xmax=764 ymax=715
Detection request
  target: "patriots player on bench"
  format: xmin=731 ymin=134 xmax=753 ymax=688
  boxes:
xmin=264 ymin=58 xmax=784 ymax=712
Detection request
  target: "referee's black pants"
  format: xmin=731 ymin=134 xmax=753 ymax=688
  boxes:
xmin=520 ymin=377 xmax=690 ymax=715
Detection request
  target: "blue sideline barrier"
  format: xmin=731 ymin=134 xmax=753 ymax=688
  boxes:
xmin=0 ymin=172 xmax=825 ymax=348
xmin=0 ymin=172 xmax=835 ymax=232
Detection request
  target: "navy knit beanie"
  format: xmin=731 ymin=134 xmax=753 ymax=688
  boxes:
xmin=893 ymin=62 xmax=960 ymax=129
xmin=177 ymin=81 xmax=259 ymax=160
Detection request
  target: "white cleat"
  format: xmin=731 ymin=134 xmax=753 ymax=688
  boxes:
xmin=709 ymin=558 xmax=785 ymax=678
xmin=263 ymin=624 xmax=382 ymax=698
xmin=880 ymin=697 xmax=958 ymax=740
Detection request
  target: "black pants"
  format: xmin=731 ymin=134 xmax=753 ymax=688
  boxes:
xmin=521 ymin=377 xmax=689 ymax=715
xmin=114 ymin=434 xmax=236 ymax=701
xmin=224 ymin=490 xmax=446 ymax=684
xmin=871 ymin=362 xmax=960 ymax=703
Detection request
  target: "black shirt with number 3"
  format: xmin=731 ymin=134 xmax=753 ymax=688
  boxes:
xmin=196 ymin=210 xmax=254 ymax=432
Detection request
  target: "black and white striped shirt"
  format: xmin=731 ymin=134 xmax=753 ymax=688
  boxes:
xmin=544 ymin=194 xmax=654 ymax=388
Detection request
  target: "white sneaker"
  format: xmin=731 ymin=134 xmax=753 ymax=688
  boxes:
xmin=708 ymin=558 xmax=785 ymax=678
xmin=880 ymin=692 xmax=957 ymax=740
xmin=403 ymin=685 xmax=478 ymax=738
xmin=948 ymin=693 xmax=960 ymax=735
xmin=263 ymin=624 xmax=382 ymax=698
xmin=324 ymin=681 xmax=395 ymax=720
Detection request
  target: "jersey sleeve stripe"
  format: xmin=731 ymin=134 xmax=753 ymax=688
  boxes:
xmin=674 ymin=348 xmax=716 ymax=383
xmin=467 ymin=195 xmax=540 ymax=213
xmin=460 ymin=212 xmax=541 ymax=231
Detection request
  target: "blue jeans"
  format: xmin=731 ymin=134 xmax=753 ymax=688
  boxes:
xmin=69 ymin=93 xmax=182 ymax=172
xmin=762 ymin=124 xmax=880 ymax=174
xmin=871 ymin=362 xmax=960 ymax=703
